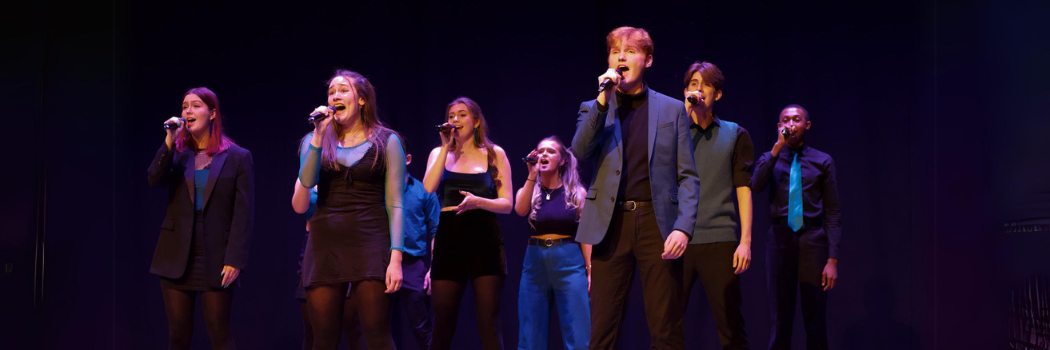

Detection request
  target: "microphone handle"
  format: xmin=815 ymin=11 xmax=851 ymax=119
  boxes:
xmin=163 ymin=118 xmax=184 ymax=130
xmin=307 ymin=106 xmax=336 ymax=123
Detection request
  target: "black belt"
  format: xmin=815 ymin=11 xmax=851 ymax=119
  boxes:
xmin=772 ymin=217 xmax=824 ymax=228
xmin=616 ymin=200 xmax=652 ymax=212
xmin=528 ymin=237 xmax=576 ymax=247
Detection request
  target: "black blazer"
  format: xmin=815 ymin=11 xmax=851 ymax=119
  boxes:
xmin=147 ymin=142 xmax=255 ymax=288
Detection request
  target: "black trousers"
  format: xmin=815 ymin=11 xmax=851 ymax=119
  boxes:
xmin=766 ymin=221 xmax=829 ymax=350
xmin=590 ymin=204 xmax=685 ymax=350
xmin=393 ymin=254 xmax=433 ymax=350
xmin=684 ymin=241 xmax=748 ymax=350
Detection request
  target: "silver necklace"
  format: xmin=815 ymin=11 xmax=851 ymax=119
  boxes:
xmin=542 ymin=186 xmax=554 ymax=201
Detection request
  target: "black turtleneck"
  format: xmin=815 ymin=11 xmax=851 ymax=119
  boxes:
xmin=616 ymin=86 xmax=652 ymax=202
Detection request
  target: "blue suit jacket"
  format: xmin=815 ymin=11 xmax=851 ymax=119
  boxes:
xmin=571 ymin=87 xmax=700 ymax=244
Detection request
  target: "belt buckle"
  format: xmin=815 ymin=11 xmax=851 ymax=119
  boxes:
xmin=544 ymin=238 xmax=554 ymax=247
xmin=623 ymin=201 xmax=637 ymax=212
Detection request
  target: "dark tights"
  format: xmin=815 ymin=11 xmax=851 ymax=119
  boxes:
xmin=299 ymin=297 xmax=364 ymax=350
xmin=305 ymin=281 xmax=394 ymax=350
xmin=431 ymin=275 xmax=505 ymax=350
xmin=161 ymin=288 xmax=236 ymax=350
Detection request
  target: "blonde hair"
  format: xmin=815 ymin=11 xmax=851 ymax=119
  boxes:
xmin=528 ymin=136 xmax=586 ymax=228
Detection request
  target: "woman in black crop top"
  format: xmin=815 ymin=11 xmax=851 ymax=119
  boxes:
xmin=422 ymin=97 xmax=513 ymax=350
xmin=513 ymin=136 xmax=592 ymax=350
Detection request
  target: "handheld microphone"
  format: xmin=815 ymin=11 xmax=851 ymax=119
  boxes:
xmin=598 ymin=67 xmax=626 ymax=93
xmin=522 ymin=157 xmax=537 ymax=164
xmin=687 ymin=95 xmax=700 ymax=105
xmin=307 ymin=106 xmax=339 ymax=123
xmin=163 ymin=117 xmax=185 ymax=130
xmin=435 ymin=123 xmax=461 ymax=132
xmin=781 ymin=128 xmax=791 ymax=137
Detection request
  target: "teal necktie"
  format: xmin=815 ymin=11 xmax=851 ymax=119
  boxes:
xmin=788 ymin=151 xmax=804 ymax=232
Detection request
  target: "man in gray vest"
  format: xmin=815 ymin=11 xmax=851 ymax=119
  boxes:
xmin=682 ymin=61 xmax=754 ymax=350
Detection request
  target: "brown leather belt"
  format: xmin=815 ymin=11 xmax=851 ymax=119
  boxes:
xmin=616 ymin=200 xmax=652 ymax=212
xmin=527 ymin=237 xmax=577 ymax=247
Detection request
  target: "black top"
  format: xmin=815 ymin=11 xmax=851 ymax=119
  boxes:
xmin=439 ymin=167 xmax=497 ymax=207
xmin=616 ymin=86 xmax=653 ymax=202
xmin=528 ymin=186 xmax=579 ymax=239
xmin=752 ymin=144 xmax=842 ymax=259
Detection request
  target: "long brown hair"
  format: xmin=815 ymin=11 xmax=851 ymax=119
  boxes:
xmin=303 ymin=69 xmax=396 ymax=170
xmin=445 ymin=97 xmax=502 ymax=190
xmin=528 ymin=136 xmax=586 ymax=227
xmin=175 ymin=87 xmax=236 ymax=155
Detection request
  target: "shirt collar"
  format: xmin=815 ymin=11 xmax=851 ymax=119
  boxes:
xmin=786 ymin=144 xmax=808 ymax=158
xmin=690 ymin=115 xmax=721 ymax=132
xmin=616 ymin=83 xmax=649 ymax=106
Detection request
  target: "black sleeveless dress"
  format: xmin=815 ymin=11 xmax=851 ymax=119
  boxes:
xmin=301 ymin=133 xmax=392 ymax=286
xmin=431 ymin=168 xmax=507 ymax=281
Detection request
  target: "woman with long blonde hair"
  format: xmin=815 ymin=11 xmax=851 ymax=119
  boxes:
xmin=513 ymin=136 xmax=591 ymax=350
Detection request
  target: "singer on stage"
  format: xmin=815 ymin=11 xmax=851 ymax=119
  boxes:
xmin=751 ymin=104 xmax=841 ymax=350
xmin=571 ymin=26 xmax=700 ymax=349
xmin=293 ymin=69 xmax=405 ymax=350
xmin=423 ymin=97 xmax=513 ymax=350
xmin=147 ymin=87 xmax=255 ymax=350
xmin=292 ymin=185 xmax=365 ymax=350
xmin=681 ymin=61 xmax=754 ymax=350
xmin=513 ymin=136 xmax=591 ymax=350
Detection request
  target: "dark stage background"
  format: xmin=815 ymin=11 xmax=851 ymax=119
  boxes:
xmin=3 ymin=0 xmax=1046 ymax=349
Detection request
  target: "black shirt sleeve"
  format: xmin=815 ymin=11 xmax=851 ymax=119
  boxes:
xmin=821 ymin=155 xmax=842 ymax=259
xmin=732 ymin=126 xmax=755 ymax=188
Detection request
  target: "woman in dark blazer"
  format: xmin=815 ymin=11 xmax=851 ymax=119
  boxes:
xmin=147 ymin=87 xmax=255 ymax=350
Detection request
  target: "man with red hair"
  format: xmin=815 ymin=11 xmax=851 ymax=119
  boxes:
xmin=572 ymin=26 xmax=700 ymax=349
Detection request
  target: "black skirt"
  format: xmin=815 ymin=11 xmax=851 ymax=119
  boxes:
xmin=160 ymin=212 xmax=238 ymax=291
xmin=431 ymin=210 xmax=507 ymax=281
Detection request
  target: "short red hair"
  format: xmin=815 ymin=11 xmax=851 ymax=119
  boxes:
xmin=606 ymin=26 xmax=654 ymax=57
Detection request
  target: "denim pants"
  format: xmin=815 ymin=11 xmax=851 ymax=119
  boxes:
xmin=518 ymin=242 xmax=590 ymax=350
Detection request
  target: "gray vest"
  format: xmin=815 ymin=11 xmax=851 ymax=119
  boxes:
xmin=691 ymin=119 xmax=740 ymax=244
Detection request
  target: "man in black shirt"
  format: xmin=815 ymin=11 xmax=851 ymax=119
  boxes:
xmin=572 ymin=26 xmax=700 ymax=350
xmin=752 ymin=105 xmax=841 ymax=350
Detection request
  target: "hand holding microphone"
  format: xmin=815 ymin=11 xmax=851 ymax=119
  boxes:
xmin=523 ymin=149 xmax=539 ymax=178
xmin=163 ymin=116 xmax=184 ymax=150
xmin=776 ymin=126 xmax=792 ymax=148
xmin=436 ymin=123 xmax=458 ymax=149
xmin=307 ymin=106 xmax=338 ymax=123
xmin=163 ymin=116 xmax=185 ymax=130
xmin=685 ymin=91 xmax=704 ymax=106
xmin=598 ymin=67 xmax=626 ymax=93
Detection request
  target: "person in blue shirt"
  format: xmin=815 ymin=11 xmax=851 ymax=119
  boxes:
xmin=389 ymin=139 xmax=440 ymax=349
